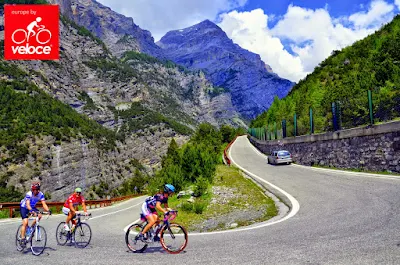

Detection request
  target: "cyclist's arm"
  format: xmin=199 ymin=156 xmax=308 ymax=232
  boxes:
xmin=164 ymin=203 xmax=172 ymax=212
xmin=41 ymin=200 xmax=50 ymax=212
xmin=69 ymin=201 xmax=75 ymax=214
xmin=26 ymin=199 xmax=32 ymax=211
xmin=156 ymin=201 xmax=167 ymax=214
xmin=82 ymin=201 xmax=88 ymax=213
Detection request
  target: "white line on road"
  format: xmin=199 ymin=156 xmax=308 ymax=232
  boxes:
xmin=247 ymin=136 xmax=400 ymax=181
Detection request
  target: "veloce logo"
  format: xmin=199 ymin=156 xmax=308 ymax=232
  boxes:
xmin=4 ymin=5 xmax=59 ymax=60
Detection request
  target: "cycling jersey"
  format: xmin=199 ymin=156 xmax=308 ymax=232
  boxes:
xmin=145 ymin=193 xmax=168 ymax=208
xmin=20 ymin=191 xmax=45 ymax=208
xmin=64 ymin=194 xmax=85 ymax=209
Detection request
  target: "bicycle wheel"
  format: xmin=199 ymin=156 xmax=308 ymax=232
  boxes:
xmin=160 ymin=223 xmax=188 ymax=254
xmin=73 ymin=223 xmax=92 ymax=248
xmin=15 ymin=225 xmax=25 ymax=252
xmin=36 ymin=29 xmax=52 ymax=44
xmin=125 ymin=223 xmax=148 ymax=253
xmin=56 ymin=222 xmax=69 ymax=246
xmin=11 ymin=29 xmax=27 ymax=44
xmin=30 ymin=226 xmax=47 ymax=256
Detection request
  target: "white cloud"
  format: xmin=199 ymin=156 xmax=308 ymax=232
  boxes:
xmin=97 ymin=0 xmax=248 ymax=41
xmin=218 ymin=9 xmax=306 ymax=82
xmin=395 ymin=0 xmax=400 ymax=9
xmin=218 ymin=1 xmax=397 ymax=82
xmin=349 ymin=0 xmax=394 ymax=28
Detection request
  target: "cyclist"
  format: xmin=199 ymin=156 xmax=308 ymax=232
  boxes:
xmin=62 ymin=187 xmax=88 ymax=232
xmin=27 ymin=17 xmax=44 ymax=42
xmin=137 ymin=184 xmax=175 ymax=241
xmin=19 ymin=182 xmax=50 ymax=245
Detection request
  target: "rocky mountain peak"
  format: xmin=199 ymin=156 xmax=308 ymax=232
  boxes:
xmin=49 ymin=0 xmax=164 ymax=58
xmin=158 ymin=21 xmax=294 ymax=120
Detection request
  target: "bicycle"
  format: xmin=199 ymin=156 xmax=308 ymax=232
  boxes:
xmin=15 ymin=211 xmax=51 ymax=256
xmin=125 ymin=210 xmax=188 ymax=254
xmin=56 ymin=212 xmax=92 ymax=248
xmin=12 ymin=26 xmax=52 ymax=44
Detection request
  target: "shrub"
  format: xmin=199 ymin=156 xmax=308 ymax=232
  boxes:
xmin=193 ymin=176 xmax=208 ymax=197
xmin=180 ymin=202 xmax=193 ymax=212
xmin=193 ymin=201 xmax=207 ymax=214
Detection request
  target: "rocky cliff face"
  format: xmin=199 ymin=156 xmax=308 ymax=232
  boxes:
xmin=49 ymin=0 xmax=164 ymax=58
xmin=158 ymin=20 xmax=295 ymax=120
xmin=0 ymin=10 xmax=239 ymax=200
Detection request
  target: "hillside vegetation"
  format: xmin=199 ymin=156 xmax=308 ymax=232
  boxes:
xmin=251 ymin=15 xmax=400 ymax=135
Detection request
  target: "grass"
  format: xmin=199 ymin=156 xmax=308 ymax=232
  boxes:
xmin=167 ymin=165 xmax=278 ymax=232
xmin=311 ymin=164 xmax=400 ymax=176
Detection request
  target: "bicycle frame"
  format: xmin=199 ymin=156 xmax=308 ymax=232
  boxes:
xmin=28 ymin=212 xmax=49 ymax=240
xmin=141 ymin=211 xmax=177 ymax=241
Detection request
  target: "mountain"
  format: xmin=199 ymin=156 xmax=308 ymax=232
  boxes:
xmin=157 ymin=20 xmax=295 ymax=120
xmin=49 ymin=0 xmax=164 ymax=58
xmin=251 ymin=15 xmax=400 ymax=135
xmin=0 ymin=6 xmax=239 ymax=200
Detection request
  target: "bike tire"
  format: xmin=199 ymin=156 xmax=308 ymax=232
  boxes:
xmin=30 ymin=225 xmax=47 ymax=256
xmin=15 ymin=224 xmax=25 ymax=252
xmin=11 ymin=29 xmax=27 ymax=44
xmin=73 ymin=223 xmax=92 ymax=248
xmin=36 ymin=29 xmax=52 ymax=45
xmin=160 ymin=223 xmax=188 ymax=254
xmin=56 ymin=222 xmax=69 ymax=246
xmin=125 ymin=223 xmax=148 ymax=253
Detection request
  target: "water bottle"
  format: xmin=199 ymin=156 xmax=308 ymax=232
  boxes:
xmin=26 ymin=226 xmax=32 ymax=238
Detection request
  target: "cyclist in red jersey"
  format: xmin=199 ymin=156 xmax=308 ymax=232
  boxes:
xmin=62 ymin=187 xmax=88 ymax=231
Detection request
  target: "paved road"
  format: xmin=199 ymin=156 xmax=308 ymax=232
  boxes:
xmin=1 ymin=135 xmax=400 ymax=264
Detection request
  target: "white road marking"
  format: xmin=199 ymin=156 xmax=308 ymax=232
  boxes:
xmin=123 ymin=218 xmax=141 ymax=232
xmin=248 ymin=136 xmax=400 ymax=181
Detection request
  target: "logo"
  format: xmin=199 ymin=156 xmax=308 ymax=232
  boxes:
xmin=4 ymin=5 xmax=59 ymax=60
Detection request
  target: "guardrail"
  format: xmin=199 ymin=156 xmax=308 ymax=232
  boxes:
xmin=223 ymin=135 xmax=240 ymax=166
xmin=0 ymin=194 xmax=143 ymax=218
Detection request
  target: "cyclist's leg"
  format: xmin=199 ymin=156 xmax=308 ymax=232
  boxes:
xmin=29 ymin=208 xmax=40 ymax=227
xmin=140 ymin=203 xmax=157 ymax=234
xmin=62 ymin=206 xmax=74 ymax=230
xmin=20 ymin=207 xmax=29 ymax=240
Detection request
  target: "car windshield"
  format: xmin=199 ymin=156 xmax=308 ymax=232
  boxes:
xmin=278 ymin=151 xmax=290 ymax=156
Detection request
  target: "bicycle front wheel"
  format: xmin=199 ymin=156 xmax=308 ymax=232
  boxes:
xmin=30 ymin=226 xmax=47 ymax=256
xmin=73 ymin=223 xmax=92 ymax=248
xmin=125 ymin=223 xmax=147 ymax=253
xmin=56 ymin=222 xmax=69 ymax=246
xmin=160 ymin=223 xmax=188 ymax=254
xmin=15 ymin=225 xmax=24 ymax=252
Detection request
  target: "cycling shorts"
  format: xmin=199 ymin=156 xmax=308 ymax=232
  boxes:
xmin=141 ymin=202 xmax=156 ymax=217
xmin=20 ymin=207 xmax=38 ymax=219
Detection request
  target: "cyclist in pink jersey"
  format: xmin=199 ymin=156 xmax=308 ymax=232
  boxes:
xmin=62 ymin=187 xmax=88 ymax=231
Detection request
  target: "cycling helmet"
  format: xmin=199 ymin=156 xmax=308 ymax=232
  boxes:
xmin=31 ymin=182 xmax=40 ymax=191
xmin=75 ymin=187 xmax=82 ymax=193
xmin=164 ymin=184 xmax=175 ymax=194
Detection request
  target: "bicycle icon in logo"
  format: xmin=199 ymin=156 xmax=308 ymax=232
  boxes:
xmin=12 ymin=26 xmax=52 ymax=45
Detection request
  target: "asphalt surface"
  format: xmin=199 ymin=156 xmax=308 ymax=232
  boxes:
xmin=1 ymin=135 xmax=400 ymax=264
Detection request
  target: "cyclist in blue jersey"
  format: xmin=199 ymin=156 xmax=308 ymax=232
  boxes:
xmin=137 ymin=184 xmax=175 ymax=241
xmin=19 ymin=182 xmax=50 ymax=245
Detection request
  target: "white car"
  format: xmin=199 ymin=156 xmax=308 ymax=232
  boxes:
xmin=268 ymin=150 xmax=292 ymax=165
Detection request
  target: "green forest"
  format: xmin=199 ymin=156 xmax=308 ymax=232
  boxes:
xmin=251 ymin=15 xmax=400 ymax=136
xmin=112 ymin=123 xmax=246 ymax=197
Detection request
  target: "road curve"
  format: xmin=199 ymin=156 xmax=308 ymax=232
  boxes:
xmin=1 ymin=135 xmax=400 ymax=264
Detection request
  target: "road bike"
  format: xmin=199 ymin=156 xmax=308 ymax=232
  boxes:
xmin=125 ymin=210 xmax=188 ymax=254
xmin=56 ymin=212 xmax=92 ymax=248
xmin=15 ymin=211 xmax=51 ymax=256
xmin=12 ymin=26 xmax=52 ymax=44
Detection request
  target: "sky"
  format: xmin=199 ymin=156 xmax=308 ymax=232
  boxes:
xmin=96 ymin=0 xmax=400 ymax=82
